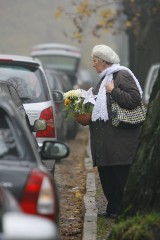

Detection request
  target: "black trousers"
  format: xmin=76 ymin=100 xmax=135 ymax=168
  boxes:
xmin=98 ymin=165 xmax=130 ymax=214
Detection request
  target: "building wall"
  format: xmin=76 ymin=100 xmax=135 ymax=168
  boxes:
xmin=0 ymin=0 xmax=129 ymax=74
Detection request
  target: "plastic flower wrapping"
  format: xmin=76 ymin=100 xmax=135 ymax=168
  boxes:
xmin=63 ymin=88 xmax=97 ymax=118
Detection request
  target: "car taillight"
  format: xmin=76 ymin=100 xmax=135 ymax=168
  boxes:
xmin=36 ymin=107 xmax=56 ymax=138
xmin=0 ymin=59 xmax=13 ymax=62
xmin=20 ymin=169 xmax=58 ymax=221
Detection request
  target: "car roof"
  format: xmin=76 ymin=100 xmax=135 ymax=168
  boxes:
xmin=0 ymin=54 xmax=41 ymax=67
xmin=31 ymin=49 xmax=81 ymax=58
xmin=30 ymin=43 xmax=81 ymax=58
xmin=31 ymin=43 xmax=80 ymax=52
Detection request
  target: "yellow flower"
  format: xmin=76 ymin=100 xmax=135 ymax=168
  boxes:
xmin=64 ymin=99 xmax=71 ymax=107
xmin=63 ymin=88 xmax=95 ymax=119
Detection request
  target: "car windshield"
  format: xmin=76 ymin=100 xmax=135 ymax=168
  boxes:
xmin=35 ymin=55 xmax=79 ymax=72
xmin=0 ymin=65 xmax=50 ymax=103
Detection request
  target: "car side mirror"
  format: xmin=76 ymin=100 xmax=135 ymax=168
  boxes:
xmin=34 ymin=119 xmax=47 ymax=131
xmin=41 ymin=140 xmax=70 ymax=160
xmin=52 ymin=90 xmax=63 ymax=102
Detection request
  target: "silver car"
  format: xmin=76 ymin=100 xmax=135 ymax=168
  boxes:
xmin=30 ymin=43 xmax=82 ymax=87
xmin=0 ymin=54 xmax=60 ymax=146
xmin=142 ymin=63 xmax=160 ymax=105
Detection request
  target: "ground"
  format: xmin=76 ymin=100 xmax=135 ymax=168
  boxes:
xmin=54 ymin=127 xmax=88 ymax=240
xmin=54 ymin=126 xmax=115 ymax=240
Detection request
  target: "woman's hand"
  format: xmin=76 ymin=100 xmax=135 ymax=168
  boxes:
xmin=105 ymin=80 xmax=114 ymax=93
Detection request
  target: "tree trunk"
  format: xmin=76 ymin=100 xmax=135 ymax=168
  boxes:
xmin=121 ymin=70 xmax=160 ymax=216
xmin=128 ymin=25 xmax=160 ymax=89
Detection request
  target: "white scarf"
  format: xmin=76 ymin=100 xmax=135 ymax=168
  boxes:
xmin=92 ymin=63 xmax=143 ymax=122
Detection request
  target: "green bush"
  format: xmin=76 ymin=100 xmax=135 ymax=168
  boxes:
xmin=108 ymin=212 xmax=160 ymax=240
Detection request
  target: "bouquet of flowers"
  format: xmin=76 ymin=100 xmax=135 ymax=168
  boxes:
xmin=63 ymin=88 xmax=96 ymax=125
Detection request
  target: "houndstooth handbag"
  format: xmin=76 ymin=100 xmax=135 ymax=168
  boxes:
xmin=111 ymin=98 xmax=147 ymax=127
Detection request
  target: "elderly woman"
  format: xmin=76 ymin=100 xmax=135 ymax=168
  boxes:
xmin=89 ymin=45 xmax=143 ymax=219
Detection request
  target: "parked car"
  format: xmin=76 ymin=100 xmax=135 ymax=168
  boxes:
xmin=45 ymin=68 xmax=79 ymax=139
xmin=30 ymin=43 xmax=82 ymax=87
xmin=0 ymin=187 xmax=59 ymax=240
xmin=44 ymin=69 xmax=68 ymax=140
xmin=0 ymin=80 xmax=58 ymax=173
xmin=0 ymin=80 xmax=34 ymax=133
xmin=0 ymin=93 xmax=70 ymax=224
xmin=0 ymin=54 xmax=63 ymax=147
xmin=75 ymin=68 xmax=94 ymax=90
xmin=142 ymin=63 xmax=160 ymax=105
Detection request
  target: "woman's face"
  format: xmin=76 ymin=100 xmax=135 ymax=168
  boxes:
xmin=92 ymin=57 xmax=108 ymax=73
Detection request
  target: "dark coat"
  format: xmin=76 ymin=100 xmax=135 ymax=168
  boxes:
xmin=89 ymin=70 xmax=142 ymax=167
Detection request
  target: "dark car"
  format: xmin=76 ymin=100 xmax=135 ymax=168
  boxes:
xmin=0 ymin=187 xmax=60 ymax=240
xmin=0 ymin=80 xmax=60 ymax=174
xmin=0 ymin=80 xmax=34 ymax=134
xmin=45 ymin=68 xmax=79 ymax=139
xmin=0 ymin=80 xmax=28 ymax=123
xmin=0 ymin=93 xmax=70 ymax=224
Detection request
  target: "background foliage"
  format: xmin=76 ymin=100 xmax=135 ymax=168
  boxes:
xmin=55 ymin=0 xmax=160 ymax=86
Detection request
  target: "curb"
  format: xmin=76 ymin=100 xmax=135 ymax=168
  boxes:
xmin=82 ymin=139 xmax=98 ymax=240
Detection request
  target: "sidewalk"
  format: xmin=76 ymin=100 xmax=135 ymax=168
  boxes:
xmin=82 ymin=137 xmax=98 ymax=240
xmin=82 ymin=134 xmax=115 ymax=240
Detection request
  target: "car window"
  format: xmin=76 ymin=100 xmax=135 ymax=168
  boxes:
xmin=0 ymin=113 xmax=20 ymax=159
xmin=59 ymin=75 xmax=72 ymax=92
xmin=0 ymin=65 xmax=50 ymax=103
xmin=0 ymin=109 xmax=34 ymax=161
xmin=0 ymin=85 xmax=15 ymax=106
xmin=8 ymin=85 xmax=22 ymax=108
xmin=46 ymin=72 xmax=63 ymax=91
xmin=35 ymin=55 xmax=79 ymax=72
xmin=0 ymin=84 xmax=10 ymax=94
